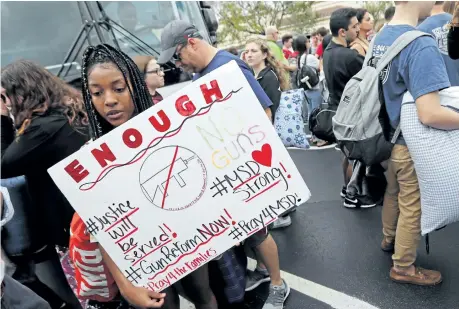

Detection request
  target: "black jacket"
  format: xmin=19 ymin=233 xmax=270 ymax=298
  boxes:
xmin=1 ymin=113 xmax=88 ymax=247
xmin=323 ymin=41 xmax=364 ymax=109
xmin=448 ymin=26 xmax=459 ymax=60
xmin=256 ymin=66 xmax=281 ymax=117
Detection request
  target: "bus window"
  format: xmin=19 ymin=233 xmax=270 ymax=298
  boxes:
xmin=97 ymin=1 xmax=210 ymax=58
xmin=1 ymin=1 xmax=84 ymax=76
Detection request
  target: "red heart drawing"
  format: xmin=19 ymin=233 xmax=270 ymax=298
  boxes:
xmin=252 ymin=144 xmax=272 ymax=167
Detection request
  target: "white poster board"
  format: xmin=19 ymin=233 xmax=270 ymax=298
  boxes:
xmin=48 ymin=61 xmax=310 ymax=291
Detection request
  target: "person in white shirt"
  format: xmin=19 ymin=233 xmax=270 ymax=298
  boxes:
xmin=295 ymin=35 xmax=323 ymax=145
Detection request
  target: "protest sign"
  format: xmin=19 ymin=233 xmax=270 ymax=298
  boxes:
xmin=48 ymin=60 xmax=311 ymax=291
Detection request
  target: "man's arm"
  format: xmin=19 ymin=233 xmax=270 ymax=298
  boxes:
xmin=405 ymin=44 xmax=456 ymax=129
xmin=416 ymin=92 xmax=459 ymax=130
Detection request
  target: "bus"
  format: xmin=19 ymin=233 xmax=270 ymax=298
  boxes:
xmin=0 ymin=1 xmax=218 ymax=96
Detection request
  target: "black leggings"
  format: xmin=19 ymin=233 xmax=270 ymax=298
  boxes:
xmin=163 ymin=264 xmax=217 ymax=309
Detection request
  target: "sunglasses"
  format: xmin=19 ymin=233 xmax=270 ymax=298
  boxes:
xmin=172 ymin=44 xmax=186 ymax=63
xmin=1 ymin=94 xmax=6 ymax=104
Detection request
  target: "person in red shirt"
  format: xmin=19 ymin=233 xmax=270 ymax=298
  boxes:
xmin=281 ymin=34 xmax=295 ymax=60
xmin=314 ymin=27 xmax=330 ymax=59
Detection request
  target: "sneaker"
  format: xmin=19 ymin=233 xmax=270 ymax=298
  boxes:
xmin=343 ymin=197 xmax=377 ymax=208
xmin=262 ymin=280 xmax=290 ymax=309
xmin=340 ymin=186 xmax=347 ymax=198
xmin=245 ymin=268 xmax=270 ymax=291
xmin=390 ymin=266 xmax=442 ymax=286
xmin=381 ymin=237 xmax=395 ymax=252
xmin=269 ymin=216 xmax=292 ymax=230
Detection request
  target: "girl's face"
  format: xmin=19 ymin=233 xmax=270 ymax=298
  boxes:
xmin=88 ymin=63 xmax=135 ymax=127
xmin=245 ymin=42 xmax=266 ymax=68
xmin=145 ymin=59 xmax=165 ymax=90
xmin=360 ymin=12 xmax=374 ymax=32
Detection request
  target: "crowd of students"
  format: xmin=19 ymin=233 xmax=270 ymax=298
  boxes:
xmin=1 ymin=1 xmax=459 ymax=309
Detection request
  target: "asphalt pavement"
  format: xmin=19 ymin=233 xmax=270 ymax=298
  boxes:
xmin=245 ymin=147 xmax=459 ymax=309
xmin=37 ymin=146 xmax=459 ymax=309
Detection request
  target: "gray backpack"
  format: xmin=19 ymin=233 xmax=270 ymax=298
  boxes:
xmin=332 ymin=30 xmax=430 ymax=165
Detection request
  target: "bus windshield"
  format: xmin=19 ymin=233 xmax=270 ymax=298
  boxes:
xmin=1 ymin=1 xmax=211 ymax=82
xmin=98 ymin=1 xmax=211 ymax=58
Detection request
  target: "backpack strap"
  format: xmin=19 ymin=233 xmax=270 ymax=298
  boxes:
xmin=375 ymin=30 xmax=431 ymax=74
xmin=391 ymin=124 xmax=402 ymax=143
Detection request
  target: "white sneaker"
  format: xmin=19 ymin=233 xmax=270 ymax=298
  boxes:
xmin=262 ymin=280 xmax=290 ymax=309
xmin=269 ymin=216 xmax=292 ymax=229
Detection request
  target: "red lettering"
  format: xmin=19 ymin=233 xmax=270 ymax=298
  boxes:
xmin=91 ymin=143 xmax=117 ymax=168
xmin=148 ymin=110 xmax=171 ymax=132
xmin=122 ymin=128 xmax=143 ymax=148
xmin=64 ymin=160 xmax=89 ymax=183
xmin=200 ymin=80 xmax=223 ymax=104
xmin=175 ymin=95 xmax=196 ymax=116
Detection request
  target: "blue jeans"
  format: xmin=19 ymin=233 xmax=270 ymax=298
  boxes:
xmin=305 ymin=89 xmax=322 ymax=122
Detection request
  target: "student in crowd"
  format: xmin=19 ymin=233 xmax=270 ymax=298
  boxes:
xmin=323 ymin=8 xmax=364 ymax=204
xmin=419 ymin=1 xmax=459 ymax=85
xmin=448 ymin=2 xmax=459 ymax=59
xmin=133 ymin=55 xmax=165 ymax=103
xmin=294 ymin=35 xmax=323 ymax=145
xmin=157 ymin=20 xmax=290 ymax=309
xmin=309 ymin=31 xmax=319 ymax=55
xmin=351 ymin=9 xmax=374 ymax=56
xmin=1 ymin=60 xmax=89 ymax=309
xmin=245 ymin=37 xmax=289 ymax=119
xmin=373 ymin=1 xmax=459 ymax=285
xmin=78 ymin=43 xmax=219 ymax=309
xmin=265 ymin=26 xmax=296 ymax=74
xmin=282 ymin=34 xmax=295 ymax=60
xmin=314 ymin=27 xmax=330 ymax=59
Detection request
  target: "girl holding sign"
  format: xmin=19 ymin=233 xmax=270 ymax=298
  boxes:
xmin=74 ymin=44 xmax=218 ymax=309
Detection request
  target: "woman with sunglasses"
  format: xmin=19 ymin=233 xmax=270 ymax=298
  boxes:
xmin=133 ymin=56 xmax=165 ymax=104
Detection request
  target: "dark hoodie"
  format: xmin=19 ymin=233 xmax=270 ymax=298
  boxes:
xmin=256 ymin=66 xmax=281 ymax=118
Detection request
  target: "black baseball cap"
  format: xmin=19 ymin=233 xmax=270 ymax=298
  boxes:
xmin=157 ymin=20 xmax=201 ymax=64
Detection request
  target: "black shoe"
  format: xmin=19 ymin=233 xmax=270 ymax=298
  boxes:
xmin=340 ymin=186 xmax=347 ymax=198
xmin=343 ymin=196 xmax=377 ymax=208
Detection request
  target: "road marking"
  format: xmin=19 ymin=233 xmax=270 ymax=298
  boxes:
xmin=288 ymin=143 xmax=337 ymax=151
xmin=247 ymin=258 xmax=380 ymax=309
xmin=179 ymin=258 xmax=379 ymax=309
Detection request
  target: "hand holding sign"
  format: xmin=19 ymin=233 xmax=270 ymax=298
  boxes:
xmin=48 ymin=61 xmax=310 ymax=291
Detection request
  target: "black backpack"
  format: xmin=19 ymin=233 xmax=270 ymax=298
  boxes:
xmin=295 ymin=56 xmax=320 ymax=91
xmin=308 ymin=106 xmax=336 ymax=143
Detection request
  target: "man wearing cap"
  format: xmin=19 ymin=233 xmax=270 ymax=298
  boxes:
xmin=158 ymin=20 xmax=273 ymax=120
xmin=158 ymin=20 xmax=290 ymax=309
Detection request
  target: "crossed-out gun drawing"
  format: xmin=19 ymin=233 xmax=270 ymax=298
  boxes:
xmin=140 ymin=155 xmax=197 ymax=207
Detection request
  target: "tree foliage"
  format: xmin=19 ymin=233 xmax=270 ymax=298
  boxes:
xmin=215 ymin=1 xmax=319 ymax=44
xmin=363 ymin=1 xmax=394 ymax=27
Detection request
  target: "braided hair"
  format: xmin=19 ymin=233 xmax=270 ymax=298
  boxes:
xmin=81 ymin=44 xmax=153 ymax=139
